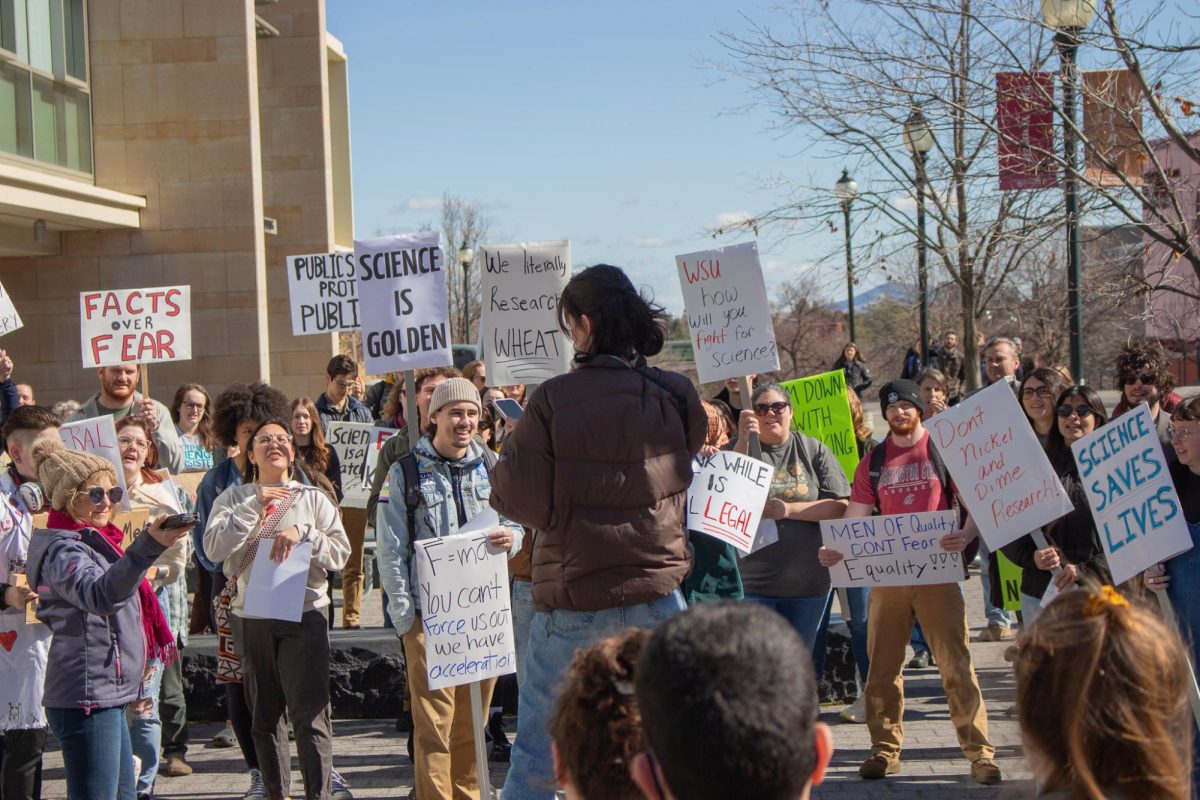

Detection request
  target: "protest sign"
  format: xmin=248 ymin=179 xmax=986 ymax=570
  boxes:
xmin=59 ymin=416 xmax=129 ymax=508
xmin=326 ymin=422 xmax=373 ymax=509
xmin=675 ymin=241 xmax=779 ymax=384
xmin=996 ymin=550 xmax=1022 ymax=612
xmin=478 ymin=240 xmax=571 ymax=385
xmin=0 ymin=281 xmax=23 ymax=337
xmin=286 ymin=251 xmax=359 ymax=335
xmin=355 ymin=232 xmax=451 ymax=375
xmin=111 ymin=508 xmax=150 ymax=550
xmin=781 ymin=369 xmax=860 ymax=482
xmin=686 ymin=450 xmax=772 ymax=554
xmin=413 ymin=529 xmax=516 ymax=691
xmin=79 ymin=286 xmax=191 ymax=368
xmin=928 ymin=381 xmax=1072 ymax=550
xmin=243 ymin=542 xmax=313 ymax=622
xmin=355 ymin=426 xmax=400 ymax=507
xmin=1072 ymin=403 xmax=1192 ymax=585
xmin=820 ymin=510 xmax=963 ymax=588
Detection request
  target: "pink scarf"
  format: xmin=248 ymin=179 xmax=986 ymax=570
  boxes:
xmin=48 ymin=509 xmax=177 ymax=666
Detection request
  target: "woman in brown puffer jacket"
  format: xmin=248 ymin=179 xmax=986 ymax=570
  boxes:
xmin=490 ymin=264 xmax=706 ymax=800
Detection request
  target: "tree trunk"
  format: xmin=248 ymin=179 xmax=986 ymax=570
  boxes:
xmin=961 ymin=284 xmax=981 ymax=392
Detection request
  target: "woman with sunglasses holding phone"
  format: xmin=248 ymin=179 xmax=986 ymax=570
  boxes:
xmin=1000 ymin=386 xmax=1111 ymax=624
xmin=24 ymin=439 xmax=191 ymax=799
xmin=205 ymin=419 xmax=350 ymax=800
xmin=732 ymin=382 xmax=851 ymax=655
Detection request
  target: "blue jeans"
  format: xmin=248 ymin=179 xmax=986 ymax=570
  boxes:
xmin=1166 ymin=521 xmax=1200 ymax=796
xmin=501 ymin=590 xmax=686 ymax=800
xmin=812 ymin=588 xmax=870 ymax=683
xmin=745 ymin=592 xmax=830 ymax=656
xmin=128 ymin=659 xmax=164 ymax=795
xmin=911 ymin=622 xmax=929 ymax=654
xmin=979 ymin=542 xmax=1013 ymax=628
xmin=47 ymin=705 xmax=135 ymax=799
xmin=511 ymin=579 xmax=534 ymax=688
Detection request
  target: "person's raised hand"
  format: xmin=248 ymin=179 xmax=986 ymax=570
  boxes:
xmin=137 ymin=398 xmax=159 ymax=432
xmin=487 ymin=528 xmax=515 ymax=552
xmin=147 ymin=514 xmax=190 ymax=548
xmin=1033 ymin=547 xmax=1060 ymax=571
xmin=737 ymin=409 xmax=760 ymax=443
xmin=3 ymin=583 xmax=36 ymax=609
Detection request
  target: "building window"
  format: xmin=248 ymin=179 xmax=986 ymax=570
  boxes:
xmin=0 ymin=0 xmax=91 ymax=174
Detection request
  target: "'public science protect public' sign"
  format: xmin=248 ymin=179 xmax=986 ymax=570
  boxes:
xmin=929 ymin=381 xmax=1072 ymax=550
xmin=286 ymin=251 xmax=359 ymax=335
xmin=820 ymin=510 xmax=963 ymax=588
xmin=675 ymin=241 xmax=779 ymax=384
xmin=355 ymin=232 xmax=452 ymax=375
xmin=1072 ymin=403 xmax=1192 ymax=585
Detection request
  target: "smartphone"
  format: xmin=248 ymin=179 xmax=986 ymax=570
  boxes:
xmin=491 ymin=398 xmax=524 ymax=422
xmin=160 ymin=512 xmax=199 ymax=530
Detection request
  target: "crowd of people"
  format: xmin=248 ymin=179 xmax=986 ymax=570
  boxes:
xmin=0 ymin=269 xmax=1196 ymax=799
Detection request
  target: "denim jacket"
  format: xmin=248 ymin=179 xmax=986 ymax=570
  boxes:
xmin=376 ymin=436 xmax=522 ymax=636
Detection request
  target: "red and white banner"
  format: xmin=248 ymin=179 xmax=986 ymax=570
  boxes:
xmin=79 ymin=286 xmax=191 ymax=368
xmin=996 ymin=72 xmax=1057 ymax=191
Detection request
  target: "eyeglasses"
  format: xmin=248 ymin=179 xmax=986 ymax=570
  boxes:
xmin=1056 ymin=404 xmax=1095 ymax=419
xmin=79 ymin=487 xmax=124 ymax=506
xmin=1123 ymin=373 xmax=1158 ymax=386
xmin=1022 ymin=386 xmax=1052 ymax=399
xmin=753 ymin=402 xmax=790 ymax=417
xmin=254 ymin=434 xmax=292 ymax=446
xmin=334 ymin=379 xmax=356 ymax=388
xmin=117 ymin=436 xmax=148 ymax=450
xmin=985 ymin=356 xmax=1013 ymax=365
xmin=181 ymin=401 xmax=205 ymax=411
xmin=1168 ymin=425 xmax=1196 ymax=442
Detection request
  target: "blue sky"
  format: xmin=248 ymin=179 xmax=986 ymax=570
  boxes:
xmin=325 ymin=1 xmax=843 ymax=317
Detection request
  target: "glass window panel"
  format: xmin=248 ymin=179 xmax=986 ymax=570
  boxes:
xmin=0 ymin=0 xmax=29 ymax=62
xmin=25 ymin=0 xmax=50 ymax=72
xmin=30 ymin=73 xmax=59 ymax=164
xmin=62 ymin=84 xmax=89 ymax=171
xmin=0 ymin=62 xmax=32 ymax=157
xmin=63 ymin=0 xmax=84 ymax=81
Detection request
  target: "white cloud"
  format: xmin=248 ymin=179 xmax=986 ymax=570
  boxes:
xmin=632 ymin=236 xmax=668 ymax=248
xmin=397 ymin=196 xmax=442 ymax=212
xmin=707 ymin=210 xmax=754 ymax=233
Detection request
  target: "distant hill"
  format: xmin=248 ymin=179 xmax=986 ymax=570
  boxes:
xmin=830 ymin=281 xmax=908 ymax=312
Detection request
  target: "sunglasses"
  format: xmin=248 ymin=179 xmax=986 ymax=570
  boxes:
xmin=1056 ymin=404 xmax=1095 ymax=419
xmin=1122 ymin=373 xmax=1158 ymax=386
xmin=753 ymin=402 xmax=791 ymax=417
xmin=80 ymin=487 xmax=124 ymax=506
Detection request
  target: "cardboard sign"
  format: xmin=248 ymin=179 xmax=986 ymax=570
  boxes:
xmin=59 ymin=417 xmax=129 ymax=509
xmin=414 ymin=529 xmax=516 ymax=691
xmin=112 ymin=507 xmax=150 ymax=550
xmin=686 ymin=451 xmax=772 ymax=554
xmin=928 ymin=381 xmax=1072 ymax=550
xmin=355 ymin=232 xmax=451 ymax=375
xmin=79 ymin=286 xmax=191 ymax=368
xmin=326 ymin=422 xmax=374 ymax=509
xmin=286 ymin=251 xmax=359 ymax=335
xmin=781 ymin=370 xmax=860 ymax=482
xmin=996 ymin=549 xmax=1023 ymax=611
xmin=13 ymin=574 xmax=39 ymax=624
xmin=357 ymin=427 xmax=400 ymax=506
xmin=820 ymin=510 xmax=963 ymax=588
xmin=1072 ymin=403 xmax=1192 ymax=585
xmin=478 ymin=240 xmax=572 ymax=385
xmin=675 ymin=241 xmax=779 ymax=384
xmin=0 ymin=281 xmax=23 ymax=337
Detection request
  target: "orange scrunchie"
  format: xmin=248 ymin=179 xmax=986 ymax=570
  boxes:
xmin=1083 ymin=585 xmax=1129 ymax=617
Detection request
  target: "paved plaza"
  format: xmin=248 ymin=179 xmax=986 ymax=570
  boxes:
xmin=41 ymin=568 xmax=1036 ymax=799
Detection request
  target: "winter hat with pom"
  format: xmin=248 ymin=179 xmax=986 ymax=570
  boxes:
xmin=29 ymin=438 xmax=117 ymax=511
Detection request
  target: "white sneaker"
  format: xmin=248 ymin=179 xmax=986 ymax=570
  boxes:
xmin=243 ymin=768 xmax=267 ymax=799
xmin=839 ymin=694 xmax=867 ymax=723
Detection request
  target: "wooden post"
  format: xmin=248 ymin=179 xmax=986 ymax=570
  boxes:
xmin=738 ymin=375 xmax=761 ymax=459
xmin=469 ymin=681 xmax=493 ymax=798
xmin=140 ymin=364 xmax=150 ymax=400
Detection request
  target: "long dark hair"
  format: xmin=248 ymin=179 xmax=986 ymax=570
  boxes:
xmin=242 ymin=418 xmax=297 ymax=483
xmin=1019 ymin=367 xmax=1070 ymax=429
xmin=1045 ymin=385 xmax=1109 ymax=474
xmin=290 ymin=397 xmax=330 ymax=474
xmin=557 ymin=265 xmax=666 ymax=362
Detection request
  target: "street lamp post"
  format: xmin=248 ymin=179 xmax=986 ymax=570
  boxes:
xmin=1042 ymin=0 xmax=1094 ymax=384
xmin=458 ymin=244 xmax=474 ymax=344
xmin=834 ymin=169 xmax=859 ymax=341
xmin=903 ymin=110 xmax=935 ymax=365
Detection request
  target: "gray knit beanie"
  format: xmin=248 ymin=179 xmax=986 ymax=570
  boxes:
xmin=429 ymin=377 xmax=482 ymax=416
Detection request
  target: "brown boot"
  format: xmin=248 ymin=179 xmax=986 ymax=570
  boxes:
xmin=162 ymin=752 xmax=193 ymax=777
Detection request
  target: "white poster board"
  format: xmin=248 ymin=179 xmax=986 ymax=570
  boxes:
xmin=286 ymin=251 xmax=359 ymax=335
xmin=0 ymin=281 xmax=23 ymax=337
xmin=355 ymin=232 xmax=451 ymax=375
xmin=357 ymin=426 xmax=401 ymax=505
xmin=79 ymin=287 xmax=191 ymax=368
xmin=414 ymin=530 xmax=516 ymax=691
xmin=59 ymin=416 xmax=129 ymax=509
xmin=478 ymin=240 xmax=572 ymax=385
xmin=326 ymin=422 xmax=373 ymax=509
xmin=686 ymin=451 xmax=772 ymax=554
xmin=820 ymin=510 xmax=963 ymax=587
xmin=1072 ymin=403 xmax=1193 ymax=585
xmin=675 ymin=241 xmax=779 ymax=384
xmin=927 ymin=380 xmax=1072 ymax=549
xmin=242 ymin=541 xmax=313 ymax=622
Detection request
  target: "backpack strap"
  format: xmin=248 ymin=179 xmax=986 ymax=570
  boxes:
xmin=868 ymin=442 xmax=887 ymax=515
xmin=399 ymin=452 xmax=421 ymax=558
xmin=867 ymin=437 xmax=955 ymax=515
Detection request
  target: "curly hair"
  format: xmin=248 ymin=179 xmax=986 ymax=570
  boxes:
xmin=550 ymin=629 xmax=650 ymax=800
xmin=211 ymin=383 xmax=292 ymax=449
xmin=1116 ymin=341 xmax=1176 ymax=395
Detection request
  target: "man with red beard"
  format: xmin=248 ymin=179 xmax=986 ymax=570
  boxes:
xmin=819 ymin=379 xmax=1000 ymax=786
xmin=67 ymin=364 xmax=183 ymax=472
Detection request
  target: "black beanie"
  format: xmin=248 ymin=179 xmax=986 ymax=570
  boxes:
xmin=878 ymin=379 xmax=925 ymax=417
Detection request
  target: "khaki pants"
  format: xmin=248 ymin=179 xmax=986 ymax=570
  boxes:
xmin=864 ymin=584 xmax=994 ymax=763
xmin=402 ymin=616 xmax=496 ymax=800
xmin=341 ymin=507 xmax=366 ymax=627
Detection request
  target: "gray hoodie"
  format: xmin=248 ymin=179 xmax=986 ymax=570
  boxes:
xmin=26 ymin=526 xmax=166 ymax=709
